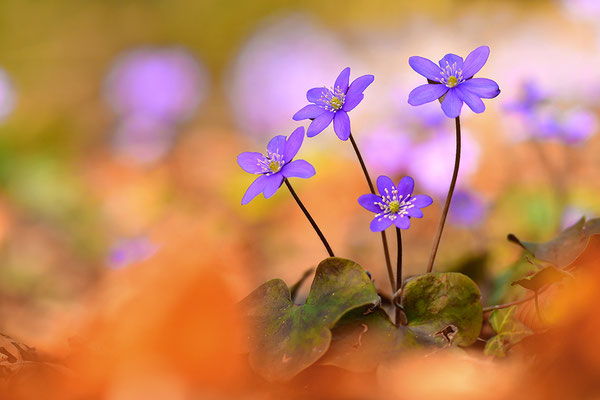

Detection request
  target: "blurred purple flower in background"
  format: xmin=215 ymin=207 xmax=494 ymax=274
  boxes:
xmin=108 ymin=236 xmax=158 ymax=269
xmin=504 ymin=80 xmax=598 ymax=145
xmin=105 ymin=47 xmax=207 ymax=122
xmin=561 ymin=206 xmax=595 ymax=230
xmin=0 ymin=68 xmax=16 ymax=123
xmin=561 ymin=108 xmax=598 ymax=144
xmin=359 ymin=176 xmax=432 ymax=232
xmin=407 ymin=130 xmax=481 ymax=197
xmin=104 ymin=47 xmax=208 ymax=164
xmin=408 ymin=46 xmax=500 ymax=118
xmin=238 ymin=127 xmax=315 ymax=205
xmin=226 ymin=15 xmax=347 ymax=140
xmin=448 ymin=189 xmax=488 ymax=227
xmin=293 ymin=67 xmax=374 ymax=140
xmin=362 ymin=125 xmax=413 ymax=175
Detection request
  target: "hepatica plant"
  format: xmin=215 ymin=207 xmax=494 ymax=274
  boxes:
xmin=235 ymin=47 xmax=559 ymax=382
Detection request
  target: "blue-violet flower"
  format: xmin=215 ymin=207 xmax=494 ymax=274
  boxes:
xmin=358 ymin=176 xmax=433 ymax=232
xmin=293 ymin=67 xmax=374 ymax=140
xmin=237 ymin=127 xmax=315 ymax=204
xmin=408 ymin=46 xmax=500 ymax=118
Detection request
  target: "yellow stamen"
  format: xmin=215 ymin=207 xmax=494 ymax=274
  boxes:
xmin=389 ymin=200 xmax=400 ymax=213
xmin=269 ymin=161 xmax=281 ymax=172
xmin=330 ymin=97 xmax=343 ymax=110
xmin=447 ymin=76 xmax=458 ymax=88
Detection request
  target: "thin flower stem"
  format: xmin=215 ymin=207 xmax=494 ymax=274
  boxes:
xmin=482 ymin=295 xmax=535 ymax=312
xmin=426 ymin=116 xmax=462 ymax=274
xmin=284 ymin=179 xmax=334 ymax=257
xmin=349 ymin=132 xmax=395 ymax=293
xmin=394 ymin=227 xmax=404 ymax=325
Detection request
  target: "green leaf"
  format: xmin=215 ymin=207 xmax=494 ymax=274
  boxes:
xmin=239 ymin=257 xmax=379 ymax=381
xmin=401 ymin=272 xmax=483 ymax=346
xmin=320 ymin=307 xmax=445 ymax=372
xmin=484 ymin=307 xmax=532 ymax=357
xmin=508 ymin=217 xmax=600 ymax=267
xmin=511 ymin=265 xmax=571 ymax=292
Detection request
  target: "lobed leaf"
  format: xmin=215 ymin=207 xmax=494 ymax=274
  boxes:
xmin=401 ymin=272 xmax=483 ymax=346
xmin=239 ymin=257 xmax=379 ymax=381
xmin=320 ymin=307 xmax=445 ymax=372
xmin=511 ymin=265 xmax=571 ymax=292
xmin=508 ymin=217 xmax=600 ymax=267
xmin=484 ymin=307 xmax=532 ymax=357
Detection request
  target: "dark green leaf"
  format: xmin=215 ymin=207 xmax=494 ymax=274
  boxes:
xmin=508 ymin=217 xmax=600 ymax=267
xmin=320 ymin=307 xmax=445 ymax=372
xmin=511 ymin=265 xmax=571 ymax=292
xmin=401 ymin=272 xmax=483 ymax=346
xmin=239 ymin=257 xmax=379 ymax=381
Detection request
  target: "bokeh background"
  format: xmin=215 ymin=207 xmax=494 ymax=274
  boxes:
xmin=0 ymin=0 xmax=599 ymax=384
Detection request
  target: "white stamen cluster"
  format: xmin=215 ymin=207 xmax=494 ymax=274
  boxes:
xmin=373 ymin=186 xmax=415 ymax=222
xmin=318 ymin=86 xmax=346 ymax=112
xmin=438 ymin=61 xmax=464 ymax=88
xmin=257 ymin=151 xmax=285 ymax=175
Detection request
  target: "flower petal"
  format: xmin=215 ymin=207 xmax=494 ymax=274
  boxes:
xmin=406 ymin=207 xmax=424 ymax=218
xmin=460 ymin=78 xmax=500 ymax=99
xmin=237 ymin=151 xmax=265 ymax=174
xmin=293 ymin=104 xmax=325 ymax=121
xmin=410 ymin=194 xmax=433 ymax=208
xmin=461 ymin=46 xmax=490 ymax=79
xmin=376 ymin=175 xmax=395 ymax=197
xmin=334 ymin=67 xmax=351 ymax=92
xmin=262 ymin=173 xmax=284 ymax=198
xmin=396 ymin=176 xmax=415 ymax=199
xmin=283 ymin=127 xmax=304 ymax=162
xmin=455 ymin=85 xmax=486 ymax=113
xmin=281 ymin=159 xmax=315 ymax=179
xmin=333 ymin=110 xmax=351 ymax=141
xmin=409 ymin=56 xmax=443 ymax=81
xmin=267 ymin=135 xmax=286 ymax=155
xmin=441 ymin=88 xmax=463 ymax=118
xmin=408 ymin=84 xmax=448 ymax=106
xmin=241 ymin=175 xmax=268 ymax=205
xmin=358 ymin=193 xmax=384 ymax=213
xmin=370 ymin=215 xmax=393 ymax=232
xmin=394 ymin=215 xmax=411 ymax=229
xmin=342 ymin=93 xmax=364 ymax=112
xmin=307 ymin=87 xmax=328 ymax=103
xmin=306 ymin=111 xmax=334 ymax=137
xmin=438 ymin=53 xmax=463 ymax=70
xmin=346 ymin=74 xmax=374 ymax=98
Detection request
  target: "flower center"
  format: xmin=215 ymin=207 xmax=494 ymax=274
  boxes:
xmin=318 ymin=87 xmax=346 ymax=112
xmin=268 ymin=160 xmax=281 ymax=172
xmin=330 ymin=96 xmax=343 ymax=110
xmin=389 ymin=200 xmax=400 ymax=213
xmin=257 ymin=151 xmax=285 ymax=175
xmin=438 ymin=61 xmax=464 ymax=88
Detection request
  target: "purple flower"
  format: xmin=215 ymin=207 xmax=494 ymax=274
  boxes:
xmin=358 ymin=176 xmax=432 ymax=232
xmin=408 ymin=46 xmax=500 ymax=118
xmin=237 ymin=127 xmax=315 ymax=205
xmin=293 ymin=67 xmax=374 ymax=140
